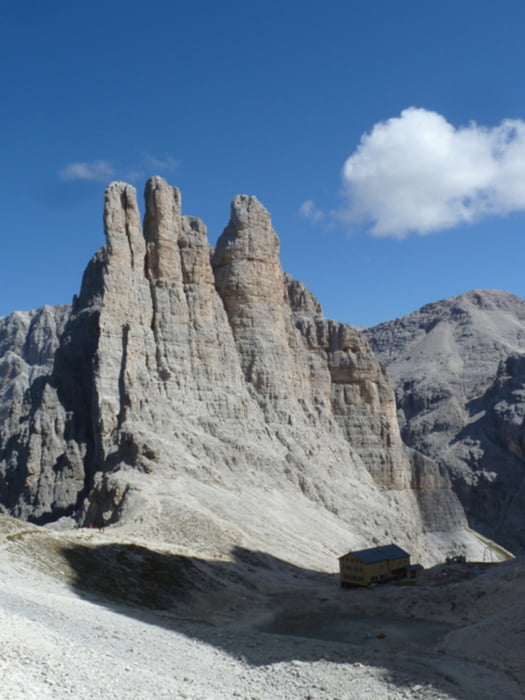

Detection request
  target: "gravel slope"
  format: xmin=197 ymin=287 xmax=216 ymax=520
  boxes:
xmin=0 ymin=517 xmax=523 ymax=700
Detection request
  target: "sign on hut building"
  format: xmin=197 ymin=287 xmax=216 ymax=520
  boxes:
xmin=339 ymin=543 xmax=421 ymax=587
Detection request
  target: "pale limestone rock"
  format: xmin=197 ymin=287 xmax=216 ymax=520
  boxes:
xmin=0 ymin=180 xmax=493 ymax=567
xmin=212 ymin=195 xmax=303 ymax=413
xmin=144 ymin=176 xmax=182 ymax=281
xmin=366 ymin=289 xmax=525 ymax=552
xmin=0 ymin=305 xmax=74 ymax=520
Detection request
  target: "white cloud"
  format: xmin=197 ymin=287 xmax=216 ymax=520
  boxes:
xmin=341 ymin=107 xmax=525 ymax=237
xmin=59 ymin=160 xmax=114 ymax=182
xmin=299 ymin=199 xmax=324 ymax=223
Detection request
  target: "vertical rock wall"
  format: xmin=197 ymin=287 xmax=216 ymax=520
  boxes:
xmin=0 ymin=178 xmax=486 ymax=565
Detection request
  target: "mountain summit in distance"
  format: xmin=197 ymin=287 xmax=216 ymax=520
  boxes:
xmin=365 ymin=289 xmax=525 ymax=553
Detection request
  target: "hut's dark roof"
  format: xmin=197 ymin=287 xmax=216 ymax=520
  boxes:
xmin=339 ymin=543 xmax=409 ymax=563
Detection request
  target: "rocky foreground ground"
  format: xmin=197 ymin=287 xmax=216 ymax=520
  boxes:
xmin=0 ymin=515 xmax=523 ymax=700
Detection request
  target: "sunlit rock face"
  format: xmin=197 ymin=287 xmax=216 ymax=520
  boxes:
xmin=365 ymin=289 xmax=525 ymax=553
xmin=0 ymin=179 xmax=490 ymax=568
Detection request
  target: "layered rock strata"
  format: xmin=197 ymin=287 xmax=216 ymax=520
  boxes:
xmin=0 ymin=179 xmax=493 ymax=567
xmin=365 ymin=290 xmax=525 ymax=553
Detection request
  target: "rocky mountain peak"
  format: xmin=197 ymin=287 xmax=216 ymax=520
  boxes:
xmin=143 ymin=176 xmax=183 ymax=281
xmin=228 ymin=193 xmax=273 ymax=232
xmin=104 ymin=182 xmax=144 ymax=262
xmin=212 ymin=194 xmax=278 ymax=270
xmin=366 ymin=288 xmax=525 ymax=553
xmin=0 ymin=179 xmax=497 ymax=567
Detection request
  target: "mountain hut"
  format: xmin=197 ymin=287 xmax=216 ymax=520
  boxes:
xmin=339 ymin=543 xmax=412 ymax=587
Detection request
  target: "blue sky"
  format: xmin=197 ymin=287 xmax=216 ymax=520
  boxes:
xmin=3 ymin=1 xmax=525 ymax=326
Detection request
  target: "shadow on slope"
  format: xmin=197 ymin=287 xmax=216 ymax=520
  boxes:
xmin=60 ymin=540 xmax=523 ymax=699
xmin=450 ymin=392 xmax=525 ymax=553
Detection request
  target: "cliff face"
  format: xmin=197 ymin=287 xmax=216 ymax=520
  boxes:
xmin=0 ymin=179 xmax=491 ymax=568
xmin=0 ymin=306 xmax=72 ymax=515
xmin=365 ymin=290 xmax=525 ymax=553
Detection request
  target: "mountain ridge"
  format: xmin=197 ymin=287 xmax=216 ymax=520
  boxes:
xmin=365 ymin=288 xmax=525 ymax=552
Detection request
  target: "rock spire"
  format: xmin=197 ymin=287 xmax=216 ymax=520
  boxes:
xmin=0 ymin=179 xmax=496 ymax=567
